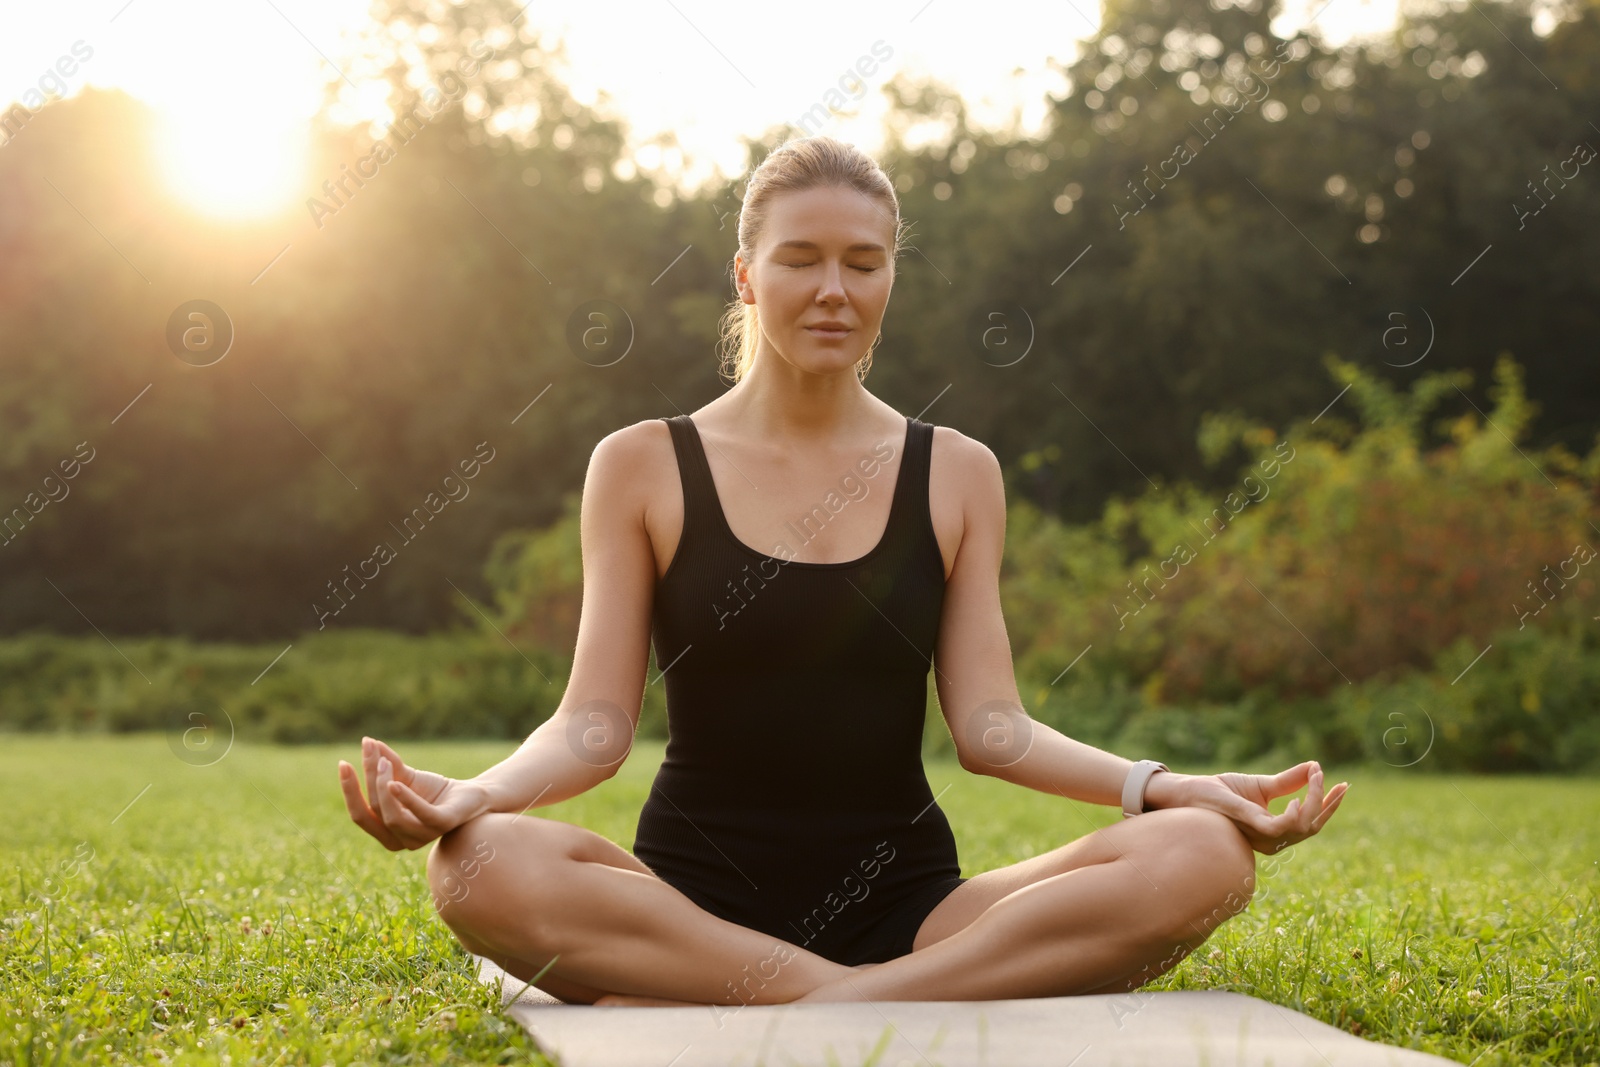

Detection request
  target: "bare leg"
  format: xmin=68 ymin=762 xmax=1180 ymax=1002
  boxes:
xmin=794 ymin=807 xmax=1256 ymax=1002
xmin=426 ymin=812 xmax=857 ymax=1006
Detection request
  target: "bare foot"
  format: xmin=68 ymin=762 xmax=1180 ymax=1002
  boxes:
xmin=594 ymin=962 xmax=879 ymax=1006
xmin=593 ymin=992 xmax=712 ymax=1007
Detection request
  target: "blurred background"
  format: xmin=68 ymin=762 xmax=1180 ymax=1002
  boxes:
xmin=2 ymin=0 xmax=1596 ymax=770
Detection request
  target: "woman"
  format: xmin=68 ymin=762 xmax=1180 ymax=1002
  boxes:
xmin=338 ymin=135 xmax=1347 ymax=1007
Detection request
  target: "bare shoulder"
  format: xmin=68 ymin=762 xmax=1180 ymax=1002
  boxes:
xmin=588 ymin=418 xmax=672 ymax=477
xmin=585 ymin=418 xmax=679 ymax=578
xmin=926 ymin=425 xmax=1005 ymax=579
xmin=586 ymin=416 xmax=679 ymax=506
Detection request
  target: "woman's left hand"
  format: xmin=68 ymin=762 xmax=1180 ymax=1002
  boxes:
xmin=1144 ymin=761 xmax=1349 ymax=854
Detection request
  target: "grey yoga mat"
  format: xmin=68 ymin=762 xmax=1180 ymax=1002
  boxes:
xmin=475 ymin=953 xmax=1460 ymax=1067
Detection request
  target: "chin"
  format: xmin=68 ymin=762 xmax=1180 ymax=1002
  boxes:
xmin=803 ymin=353 xmax=869 ymax=375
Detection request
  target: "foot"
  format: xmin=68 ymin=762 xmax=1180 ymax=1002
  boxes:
xmin=592 ymin=992 xmax=712 ymax=1007
xmin=594 ymin=963 xmax=879 ymax=1006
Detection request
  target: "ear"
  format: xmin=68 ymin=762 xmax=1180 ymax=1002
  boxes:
xmin=734 ymin=253 xmax=755 ymax=305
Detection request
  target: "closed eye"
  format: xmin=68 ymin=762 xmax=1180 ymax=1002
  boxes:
xmin=780 ymin=262 xmax=880 ymax=272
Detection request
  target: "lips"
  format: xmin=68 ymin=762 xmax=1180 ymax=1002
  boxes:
xmin=805 ymin=324 xmax=852 ymax=339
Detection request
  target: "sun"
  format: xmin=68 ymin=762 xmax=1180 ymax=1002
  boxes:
xmin=127 ymin=0 xmax=347 ymax=221
xmin=154 ymin=97 xmax=309 ymax=220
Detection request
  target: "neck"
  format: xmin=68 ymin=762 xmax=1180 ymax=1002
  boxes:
xmin=718 ymin=355 xmax=882 ymax=445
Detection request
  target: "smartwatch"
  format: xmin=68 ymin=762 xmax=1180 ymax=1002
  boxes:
xmin=1121 ymin=759 xmax=1169 ymax=818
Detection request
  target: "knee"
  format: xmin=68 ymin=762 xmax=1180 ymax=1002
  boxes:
xmin=426 ymin=813 xmax=513 ymax=920
xmin=1148 ymin=808 xmax=1256 ymax=941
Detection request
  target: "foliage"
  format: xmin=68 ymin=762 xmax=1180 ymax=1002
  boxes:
xmin=6 ymin=356 xmax=1591 ymax=771
xmin=0 ymin=629 xmax=570 ymax=744
xmin=481 ymin=490 xmax=584 ymax=654
xmin=1005 ymin=354 xmax=1600 ymax=771
xmin=2 ymin=0 xmax=1598 ymax=637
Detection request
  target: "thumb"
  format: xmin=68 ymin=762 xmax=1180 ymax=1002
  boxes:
xmin=1205 ymin=787 xmax=1281 ymax=837
xmin=371 ymin=738 xmax=412 ymax=781
xmin=1267 ymin=761 xmax=1315 ymax=800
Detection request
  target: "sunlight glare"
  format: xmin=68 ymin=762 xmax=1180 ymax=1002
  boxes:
xmin=155 ymin=98 xmax=308 ymax=219
xmin=124 ymin=0 xmax=336 ymax=220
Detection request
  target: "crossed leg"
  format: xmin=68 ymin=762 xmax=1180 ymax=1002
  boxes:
xmin=425 ymin=812 xmax=858 ymax=1006
xmin=425 ymin=805 xmax=1255 ymax=1006
xmin=796 ymin=804 xmax=1257 ymax=1002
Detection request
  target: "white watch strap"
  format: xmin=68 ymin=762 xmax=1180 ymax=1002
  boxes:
xmin=1121 ymin=759 xmax=1169 ymax=818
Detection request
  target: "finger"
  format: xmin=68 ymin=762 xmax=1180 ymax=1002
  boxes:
xmin=1268 ymin=761 xmax=1315 ymax=799
xmin=383 ymin=787 xmax=434 ymax=842
xmin=339 ymin=761 xmax=406 ymax=849
xmin=1298 ymin=783 xmax=1346 ymax=840
xmin=1310 ymin=784 xmax=1349 ymax=832
xmin=1301 ymin=765 xmax=1325 ymax=832
xmin=338 ymin=758 xmax=370 ymax=812
xmin=362 ymin=737 xmax=381 ymax=819
xmin=375 ymin=755 xmax=407 ymax=832
xmin=1286 ymin=776 xmax=1312 ymax=834
xmin=389 ymin=779 xmax=451 ymax=836
xmin=374 ymin=768 xmax=432 ymax=850
xmin=370 ymin=737 xmax=411 ymax=784
xmin=1218 ymin=791 xmax=1282 ymax=837
xmin=373 ymin=757 xmax=430 ymax=848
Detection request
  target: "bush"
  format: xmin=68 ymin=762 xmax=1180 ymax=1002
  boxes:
xmin=1004 ymin=355 xmax=1600 ymax=771
xmin=0 ymin=629 xmax=574 ymax=744
xmin=6 ymin=359 xmax=1593 ymax=771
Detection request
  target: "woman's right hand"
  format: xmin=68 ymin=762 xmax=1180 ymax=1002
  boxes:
xmin=338 ymin=736 xmax=491 ymax=851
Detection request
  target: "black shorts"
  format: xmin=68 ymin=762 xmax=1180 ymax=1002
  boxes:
xmin=843 ymin=875 xmax=969 ymax=966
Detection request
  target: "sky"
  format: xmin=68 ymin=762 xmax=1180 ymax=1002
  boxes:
xmin=1 ymin=0 xmax=1416 ymax=217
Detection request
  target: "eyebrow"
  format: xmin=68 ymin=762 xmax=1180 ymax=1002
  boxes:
xmin=771 ymin=240 xmax=888 ymax=253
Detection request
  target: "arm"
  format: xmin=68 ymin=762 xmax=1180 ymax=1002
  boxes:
xmin=931 ymin=433 xmax=1136 ymax=807
xmin=340 ymin=422 xmax=660 ymax=848
xmin=468 ymin=423 xmax=660 ymax=812
xmin=930 ymin=433 xmax=1348 ymax=851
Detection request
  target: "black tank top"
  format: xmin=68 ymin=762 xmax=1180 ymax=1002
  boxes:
xmin=632 ymin=413 xmax=962 ymax=964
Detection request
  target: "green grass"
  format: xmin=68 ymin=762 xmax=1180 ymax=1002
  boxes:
xmin=1 ymin=736 xmax=1595 ymax=1066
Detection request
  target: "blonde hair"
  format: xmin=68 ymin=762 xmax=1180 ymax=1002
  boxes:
xmin=716 ymin=135 xmax=908 ymax=385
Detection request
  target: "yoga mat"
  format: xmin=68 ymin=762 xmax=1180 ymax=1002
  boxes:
xmin=476 ymin=954 xmax=1459 ymax=1067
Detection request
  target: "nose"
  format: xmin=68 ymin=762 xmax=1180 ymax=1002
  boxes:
xmin=815 ymin=259 xmax=847 ymax=304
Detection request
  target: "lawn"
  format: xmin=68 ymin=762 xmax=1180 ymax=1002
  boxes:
xmin=1 ymin=735 xmax=1595 ymax=1065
